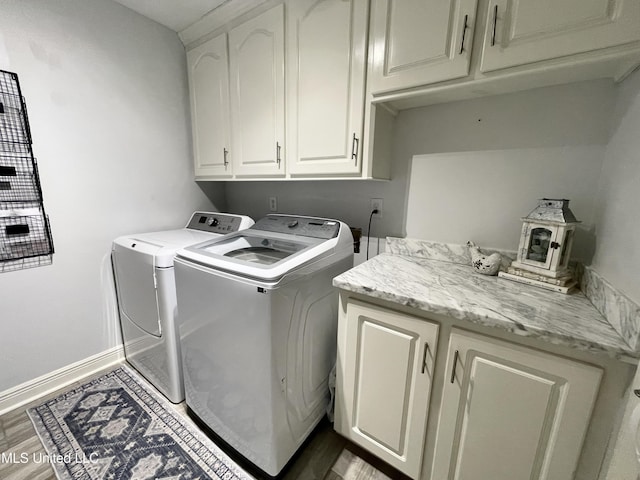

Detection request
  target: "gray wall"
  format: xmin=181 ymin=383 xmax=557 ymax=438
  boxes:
xmin=592 ymin=68 xmax=640 ymax=305
xmin=0 ymin=0 xmax=222 ymax=392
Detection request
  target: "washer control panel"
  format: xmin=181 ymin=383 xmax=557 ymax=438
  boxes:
xmin=253 ymin=215 xmax=340 ymax=239
xmin=187 ymin=212 xmax=245 ymax=234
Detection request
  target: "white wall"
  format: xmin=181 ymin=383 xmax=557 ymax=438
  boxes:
xmin=397 ymin=79 xmax=616 ymax=261
xmin=591 ymin=68 xmax=640 ymax=305
xmin=406 ymin=147 xmax=604 ymax=259
xmin=0 ymin=0 xmax=223 ymax=392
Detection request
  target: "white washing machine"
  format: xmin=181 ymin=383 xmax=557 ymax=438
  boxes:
xmin=111 ymin=212 xmax=254 ymax=403
xmin=174 ymin=214 xmax=354 ymax=476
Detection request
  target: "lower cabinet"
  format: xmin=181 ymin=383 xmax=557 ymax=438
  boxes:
xmin=335 ymin=300 xmax=439 ymax=479
xmin=335 ymin=301 xmax=603 ymax=480
xmin=429 ymin=328 xmax=602 ymax=480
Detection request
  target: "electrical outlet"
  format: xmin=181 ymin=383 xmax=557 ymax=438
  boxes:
xmin=268 ymin=196 xmax=278 ymax=212
xmin=370 ymin=198 xmax=383 ymax=218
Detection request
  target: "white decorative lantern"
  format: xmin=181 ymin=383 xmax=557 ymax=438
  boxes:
xmin=510 ymin=199 xmax=580 ymax=279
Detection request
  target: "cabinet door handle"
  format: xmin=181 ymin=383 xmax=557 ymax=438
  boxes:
xmin=459 ymin=14 xmax=469 ymax=54
xmin=491 ymin=5 xmax=498 ymax=46
xmin=223 ymin=148 xmax=229 ymax=168
xmin=276 ymin=142 xmax=281 ymax=168
xmin=421 ymin=342 xmax=430 ymax=374
xmin=450 ymin=350 xmax=459 ymax=384
xmin=351 ymin=133 xmax=359 ymax=164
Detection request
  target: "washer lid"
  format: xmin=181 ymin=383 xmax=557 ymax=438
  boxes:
xmin=177 ymin=229 xmax=338 ymax=281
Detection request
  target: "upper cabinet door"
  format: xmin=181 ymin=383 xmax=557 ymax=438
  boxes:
xmin=187 ymin=34 xmax=232 ymax=178
xmin=481 ymin=0 xmax=640 ymax=73
xmin=229 ymin=5 xmax=285 ymax=177
xmin=369 ymin=0 xmax=479 ymax=94
xmin=287 ymin=0 xmax=369 ymax=176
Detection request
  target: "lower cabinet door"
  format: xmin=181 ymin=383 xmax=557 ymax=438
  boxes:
xmin=430 ymin=328 xmax=602 ymax=480
xmin=335 ymin=300 xmax=439 ymax=479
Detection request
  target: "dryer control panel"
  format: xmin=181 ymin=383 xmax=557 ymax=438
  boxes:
xmin=187 ymin=212 xmax=247 ymax=234
xmin=253 ymin=215 xmax=340 ymax=239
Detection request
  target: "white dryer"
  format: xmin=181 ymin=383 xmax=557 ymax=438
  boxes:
xmin=111 ymin=212 xmax=254 ymax=403
xmin=174 ymin=214 xmax=354 ymax=477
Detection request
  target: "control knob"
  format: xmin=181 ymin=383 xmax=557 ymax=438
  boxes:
xmin=207 ymin=217 xmax=219 ymax=227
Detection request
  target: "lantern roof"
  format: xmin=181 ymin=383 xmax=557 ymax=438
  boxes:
xmin=523 ymin=198 xmax=580 ymax=224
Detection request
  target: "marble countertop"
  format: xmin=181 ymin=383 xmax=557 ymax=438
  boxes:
xmin=333 ymin=253 xmax=637 ymax=359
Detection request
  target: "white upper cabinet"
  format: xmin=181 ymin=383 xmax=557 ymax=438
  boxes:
xmin=335 ymin=301 xmax=439 ymax=479
xmin=286 ymin=0 xmax=369 ymax=176
xmin=480 ymin=0 xmax=640 ymax=73
xmin=429 ymin=329 xmax=602 ymax=480
xmin=229 ymin=4 xmax=285 ymax=177
xmin=369 ymin=0 xmax=479 ymax=94
xmin=187 ymin=33 xmax=232 ymax=178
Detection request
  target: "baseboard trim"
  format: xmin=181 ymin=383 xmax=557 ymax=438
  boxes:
xmin=0 ymin=346 xmax=125 ymax=416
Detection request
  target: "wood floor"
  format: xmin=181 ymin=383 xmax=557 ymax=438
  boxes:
xmin=0 ymin=364 xmax=409 ymax=480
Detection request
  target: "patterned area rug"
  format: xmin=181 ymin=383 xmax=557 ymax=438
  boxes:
xmin=27 ymin=366 xmax=253 ymax=480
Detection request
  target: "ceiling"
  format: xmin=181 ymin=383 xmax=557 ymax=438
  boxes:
xmin=112 ymin=0 xmax=228 ymax=32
